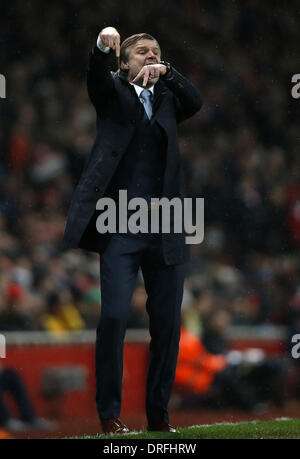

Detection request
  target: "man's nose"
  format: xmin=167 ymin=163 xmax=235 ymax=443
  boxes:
xmin=146 ymin=50 xmax=156 ymax=59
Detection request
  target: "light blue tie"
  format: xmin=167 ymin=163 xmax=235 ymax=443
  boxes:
xmin=140 ymin=89 xmax=153 ymax=120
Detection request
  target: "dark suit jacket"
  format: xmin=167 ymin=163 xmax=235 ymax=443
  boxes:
xmin=62 ymin=46 xmax=202 ymax=265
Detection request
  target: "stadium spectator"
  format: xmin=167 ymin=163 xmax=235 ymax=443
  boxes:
xmin=175 ymin=326 xmax=263 ymax=412
xmin=0 ymin=364 xmax=55 ymax=431
xmin=201 ymin=309 xmax=287 ymax=408
xmin=42 ymin=290 xmax=85 ymax=333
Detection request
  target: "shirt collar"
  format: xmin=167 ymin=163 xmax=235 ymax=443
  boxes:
xmin=129 ymin=82 xmax=155 ymax=98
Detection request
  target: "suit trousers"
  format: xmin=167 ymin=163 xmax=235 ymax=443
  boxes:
xmin=95 ymin=231 xmax=186 ymax=426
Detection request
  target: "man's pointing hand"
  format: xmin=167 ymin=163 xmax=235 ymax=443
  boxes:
xmin=132 ymin=64 xmax=167 ymax=87
xmin=99 ymin=27 xmax=120 ymax=57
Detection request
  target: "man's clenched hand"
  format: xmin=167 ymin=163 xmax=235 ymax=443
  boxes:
xmin=99 ymin=27 xmax=120 ymax=57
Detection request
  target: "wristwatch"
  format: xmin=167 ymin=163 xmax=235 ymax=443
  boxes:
xmin=160 ymin=61 xmax=172 ymax=79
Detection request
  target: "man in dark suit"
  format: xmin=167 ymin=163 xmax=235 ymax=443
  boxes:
xmin=62 ymin=26 xmax=202 ymax=434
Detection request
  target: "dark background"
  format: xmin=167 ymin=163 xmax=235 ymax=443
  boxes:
xmin=0 ymin=0 xmax=299 ymax=338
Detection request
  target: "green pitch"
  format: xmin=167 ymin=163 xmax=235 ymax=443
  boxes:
xmin=72 ymin=418 xmax=300 ymax=439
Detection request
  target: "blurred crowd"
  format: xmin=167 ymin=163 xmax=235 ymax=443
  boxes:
xmin=0 ymin=0 xmax=299 ymax=351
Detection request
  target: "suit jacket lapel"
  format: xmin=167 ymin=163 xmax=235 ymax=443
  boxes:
xmin=153 ymin=80 xmax=168 ymax=115
xmin=116 ymin=72 xmax=168 ymax=119
xmin=116 ymin=72 xmax=143 ymax=120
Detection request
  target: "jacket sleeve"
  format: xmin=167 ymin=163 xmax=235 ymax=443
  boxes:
xmin=86 ymin=46 xmax=116 ymax=111
xmin=161 ymin=67 xmax=203 ymax=123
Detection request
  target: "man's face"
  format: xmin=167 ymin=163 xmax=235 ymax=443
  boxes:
xmin=125 ymin=39 xmax=161 ymax=87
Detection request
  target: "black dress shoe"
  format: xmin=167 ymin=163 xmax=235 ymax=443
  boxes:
xmin=147 ymin=422 xmax=178 ymax=433
xmin=101 ymin=418 xmax=130 ymax=434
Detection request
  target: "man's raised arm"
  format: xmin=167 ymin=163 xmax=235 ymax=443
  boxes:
xmin=87 ymin=26 xmax=120 ymax=110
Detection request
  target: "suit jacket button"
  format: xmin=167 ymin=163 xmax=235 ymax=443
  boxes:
xmin=111 ymin=151 xmax=118 ymax=157
xmin=94 ymin=185 xmax=101 ymax=192
xmin=130 ymin=119 xmax=136 ymax=125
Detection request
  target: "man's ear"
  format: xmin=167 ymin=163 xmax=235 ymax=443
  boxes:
xmin=121 ymin=61 xmax=129 ymax=70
